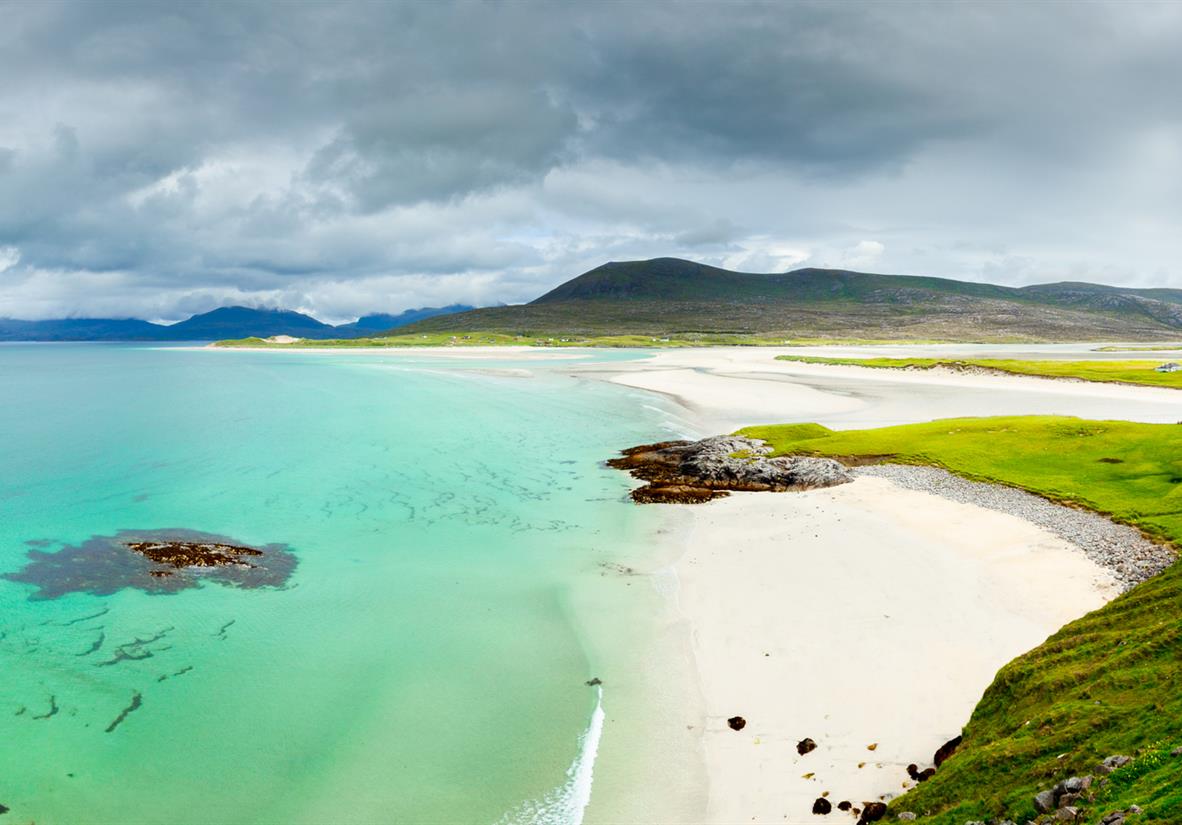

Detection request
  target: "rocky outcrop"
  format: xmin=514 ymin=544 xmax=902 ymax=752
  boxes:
xmin=608 ymin=436 xmax=852 ymax=503
xmin=3 ymin=528 xmax=297 ymax=599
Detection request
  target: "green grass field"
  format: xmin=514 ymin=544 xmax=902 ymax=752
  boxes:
xmin=213 ymin=333 xmax=951 ymax=349
xmin=777 ymin=355 xmax=1182 ymax=390
xmin=738 ymin=417 xmax=1182 ymax=823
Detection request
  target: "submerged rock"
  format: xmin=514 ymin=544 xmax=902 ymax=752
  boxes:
xmin=812 ymin=797 xmax=831 ymax=815
xmin=608 ymin=436 xmax=852 ymax=504
xmin=727 ymin=716 xmax=747 ymax=731
xmin=3 ymin=528 xmax=297 ymax=599
xmin=797 ymin=737 xmax=818 ymax=755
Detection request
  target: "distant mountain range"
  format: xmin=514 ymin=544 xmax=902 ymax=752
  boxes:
xmin=400 ymin=258 xmax=1182 ymax=341
xmin=0 ymin=304 xmax=474 ymax=342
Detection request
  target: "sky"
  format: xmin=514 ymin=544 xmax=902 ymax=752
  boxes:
xmin=1 ymin=1 xmax=1180 ymax=322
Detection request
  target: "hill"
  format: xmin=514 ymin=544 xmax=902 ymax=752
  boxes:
xmin=332 ymin=304 xmax=475 ymax=335
xmin=400 ymin=258 xmax=1182 ymax=342
xmin=0 ymin=304 xmax=474 ymax=342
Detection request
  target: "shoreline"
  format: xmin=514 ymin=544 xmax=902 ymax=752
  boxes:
xmin=587 ymin=349 xmax=1178 ymax=823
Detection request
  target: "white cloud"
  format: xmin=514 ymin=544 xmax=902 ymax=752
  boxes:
xmin=0 ymin=245 xmax=19 ymax=272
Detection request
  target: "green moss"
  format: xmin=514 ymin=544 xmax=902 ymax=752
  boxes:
xmin=738 ymin=417 xmax=1182 ymax=823
xmin=776 ymin=355 xmax=1182 ymax=390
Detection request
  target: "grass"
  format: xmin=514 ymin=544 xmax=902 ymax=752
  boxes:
xmin=213 ymin=333 xmax=953 ymax=349
xmin=1095 ymin=345 xmax=1182 ymax=352
xmin=777 ymin=355 xmax=1182 ymax=390
xmin=395 ymin=297 xmax=1182 ymax=343
xmin=737 ymin=417 xmax=1182 ymax=823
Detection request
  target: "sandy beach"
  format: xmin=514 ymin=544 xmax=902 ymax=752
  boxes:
xmin=594 ymin=344 xmax=1177 ymax=823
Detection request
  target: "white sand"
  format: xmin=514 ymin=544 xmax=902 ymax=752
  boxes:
xmin=676 ymin=480 xmax=1118 ymax=823
xmin=596 ymin=345 xmax=1161 ymax=823
xmin=606 ymin=346 xmax=1182 ymax=432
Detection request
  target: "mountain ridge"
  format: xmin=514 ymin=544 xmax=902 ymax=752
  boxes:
xmin=0 ymin=304 xmax=474 ymax=342
xmin=401 ymin=257 xmax=1182 ymax=341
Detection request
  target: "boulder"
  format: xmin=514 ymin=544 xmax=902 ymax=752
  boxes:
xmin=812 ymin=797 xmax=832 ymax=815
xmin=897 ymin=814 xmax=916 ymax=822
xmin=1171 ymin=746 xmax=1182 ymax=757
xmin=1058 ymin=775 xmax=1092 ymax=794
xmin=1055 ymin=807 xmax=1081 ymax=822
xmin=797 ymin=737 xmax=818 ymax=755
xmin=727 ymin=716 xmax=746 ymax=731
xmin=1033 ymin=789 xmax=1058 ymax=814
xmin=934 ymin=734 xmax=963 ymax=767
xmin=856 ymin=801 xmax=887 ymax=823
xmin=1098 ymin=755 xmax=1131 ymax=773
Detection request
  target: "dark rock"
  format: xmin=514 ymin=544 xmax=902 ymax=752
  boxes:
xmin=907 ymin=763 xmax=919 ymax=780
xmin=727 ymin=716 xmax=746 ymax=731
xmin=1171 ymin=746 xmax=1182 ymax=757
xmin=1059 ymin=776 xmax=1092 ymax=794
xmin=933 ymin=734 xmax=963 ymax=767
xmin=0 ymin=803 xmax=8 ymax=815
xmin=856 ymin=801 xmax=887 ymax=823
xmin=585 ymin=677 xmax=602 ymax=686
xmin=1055 ymin=807 xmax=1080 ymax=822
xmin=836 ymin=801 xmax=851 ymax=812
xmin=916 ymin=767 xmax=936 ymax=782
xmin=124 ymin=539 xmax=263 ymax=568
xmin=1059 ymin=793 xmax=1079 ymax=807
xmin=797 ymin=737 xmax=818 ymax=755
xmin=2 ymin=528 xmax=297 ymax=599
xmin=1101 ymin=814 xmax=1126 ymax=825
xmin=1099 ymin=755 xmax=1131 ymax=773
xmin=812 ymin=797 xmax=831 ymax=815
xmin=608 ymin=436 xmax=852 ymax=504
xmin=1034 ymin=789 xmax=1058 ymax=814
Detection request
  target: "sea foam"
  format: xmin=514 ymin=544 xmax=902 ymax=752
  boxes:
xmin=496 ymin=686 xmax=605 ymax=825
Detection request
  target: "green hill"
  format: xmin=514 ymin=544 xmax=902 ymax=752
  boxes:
xmin=398 ymin=258 xmax=1182 ymax=342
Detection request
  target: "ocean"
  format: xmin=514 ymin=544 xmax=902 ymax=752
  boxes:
xmin=0 ymin=344 xmax=695 ymax=824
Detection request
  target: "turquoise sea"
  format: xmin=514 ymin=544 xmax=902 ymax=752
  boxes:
xmin=0 ymin=344 xmax=701 ymax=824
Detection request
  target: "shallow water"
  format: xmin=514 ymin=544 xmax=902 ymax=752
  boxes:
xmin=0 ymin=344 xmax=684 ymax=824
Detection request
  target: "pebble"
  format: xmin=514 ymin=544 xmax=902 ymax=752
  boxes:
xmin=855 ymin=465 xmax=1175 ymax=589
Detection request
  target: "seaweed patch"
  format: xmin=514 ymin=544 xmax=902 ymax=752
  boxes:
xmin=3 ymin=529 xmax=297 ymax=600
xmin=104 ymin=692 xmax=142 ymax=733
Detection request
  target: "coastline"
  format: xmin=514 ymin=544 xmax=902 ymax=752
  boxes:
xmin=588 ymin=347 xmax=1176 ymax=823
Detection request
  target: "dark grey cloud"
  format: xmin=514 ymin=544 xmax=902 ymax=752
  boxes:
xmin=0 ymin=0 xmax=1180 ymax=320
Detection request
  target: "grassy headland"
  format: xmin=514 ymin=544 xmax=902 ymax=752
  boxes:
xmin=738 ymin=417 xmax=1182 ymax=823
xmin=777 ymin=355 xmax=1182 ymax=390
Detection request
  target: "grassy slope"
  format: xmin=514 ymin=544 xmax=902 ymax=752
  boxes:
xmin=212 ymin=333 xmax=950 ymax=349
xmin=777 ymin=355 xmax=1182 ymax=390
xmin=737 ymin=417 xmax=1182 ymax=823
xmin=394 ymin=299 xmax=1181 ymax=342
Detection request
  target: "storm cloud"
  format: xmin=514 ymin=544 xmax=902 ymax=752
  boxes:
xmin=0 ymin=0 xmax=1179 ymax=320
